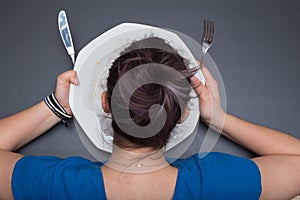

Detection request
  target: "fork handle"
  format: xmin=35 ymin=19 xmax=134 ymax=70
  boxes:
xmin=198 ymin=51 xmax=207 ymax=70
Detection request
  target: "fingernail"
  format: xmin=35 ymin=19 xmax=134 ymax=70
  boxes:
xmin=191 ymin=76 xmax=197 ymax=82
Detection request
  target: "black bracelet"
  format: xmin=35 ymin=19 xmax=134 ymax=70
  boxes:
xmin=44 ymin=93 xmax=73 ymax=127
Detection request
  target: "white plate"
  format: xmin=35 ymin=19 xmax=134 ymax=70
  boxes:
xmin=69 ymin=23 xmax=205 ymax=152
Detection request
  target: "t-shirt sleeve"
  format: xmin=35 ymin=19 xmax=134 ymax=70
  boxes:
xmin=198 ymin=152 xmax=262 ymax=200
xmin=12 ymin=156 xmax=106 ymax=200
xmin=172 ymin=152 xmax=262 ymax=200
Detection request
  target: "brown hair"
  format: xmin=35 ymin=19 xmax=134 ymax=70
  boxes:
xmin=106 ymin=38 xmax=196 ymax=150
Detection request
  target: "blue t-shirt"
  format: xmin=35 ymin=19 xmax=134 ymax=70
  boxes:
xmin=12 ymin=152 xmax=261 ymax=200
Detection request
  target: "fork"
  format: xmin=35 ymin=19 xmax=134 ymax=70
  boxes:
xmin=199 ymin=19 xmax=215 ymax=69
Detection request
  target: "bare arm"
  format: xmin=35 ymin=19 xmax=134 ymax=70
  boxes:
xmin=0 ymin=101 xmax=60 ymax=151
xmin=0 ymin=70 xmax=79 ymax=151
xmin=221 ymin=114 xmax=300 ymax=156
xmin=191 ymin=67 xmax=300 ymax=156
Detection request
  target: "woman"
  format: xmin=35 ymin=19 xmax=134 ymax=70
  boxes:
xmin=0 ymin=45 xmax=300 ymax=200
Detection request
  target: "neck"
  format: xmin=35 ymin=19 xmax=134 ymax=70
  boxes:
xmin=106 ymin=145 xmax=169 ymax=173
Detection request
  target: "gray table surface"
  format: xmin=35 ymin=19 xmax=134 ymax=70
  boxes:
xmin=0 ymin=0 xmax=299 ymax=161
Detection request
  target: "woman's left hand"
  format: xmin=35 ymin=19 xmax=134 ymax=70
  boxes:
xmin=190 ymin=67 xmax=225 ymax=129
xmin=54 ymin=70 xmax=79 ymax=115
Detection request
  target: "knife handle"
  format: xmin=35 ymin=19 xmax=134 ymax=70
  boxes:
xmin=58 ymin=10 xmax=75 ymax=63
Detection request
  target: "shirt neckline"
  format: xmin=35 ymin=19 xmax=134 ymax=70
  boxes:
xmin=98 ymin=162 xmax=181 ymax=200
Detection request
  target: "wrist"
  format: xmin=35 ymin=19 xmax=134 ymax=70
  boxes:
xmin=43 ymin=93 xmax=73 ymax=127
xmin=41 ymin=101 xmax=62 ymax=124
xmin=208 ymin=111 xmax=227 ymax=132
xmin=53 ymin=92 xmax=72 ymax=115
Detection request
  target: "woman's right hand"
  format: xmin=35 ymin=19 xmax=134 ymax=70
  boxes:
xmin=54 ymin=70 xmax=80 ymax=115
xmin=190 ymin=67 xmax=225 ymax=129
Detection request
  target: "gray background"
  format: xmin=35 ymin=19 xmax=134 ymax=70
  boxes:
xmin=0 ymin=0 xmax=299 ymax=161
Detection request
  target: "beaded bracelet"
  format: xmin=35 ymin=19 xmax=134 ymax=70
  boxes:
xmin=43 ymin=93 xmax=73 ymax=127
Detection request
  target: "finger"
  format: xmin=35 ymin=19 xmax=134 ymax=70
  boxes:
xmin=190 ymin=75 xmax=201 ymax=90
xmin=201 ymin=67 xmax=216 ymax=83
xmin=190 ymin=76 xmax=209 ymax=98
xmin=58 ymin=70 xmax=80 ymax=86
xmin=70 ymin=71 xmax=80 ymax=86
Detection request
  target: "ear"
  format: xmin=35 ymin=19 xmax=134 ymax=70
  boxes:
xmin=178 ymin=105 xmax=190 ymax=124
xmin=101 ymin=92 xmax=110 ymax=113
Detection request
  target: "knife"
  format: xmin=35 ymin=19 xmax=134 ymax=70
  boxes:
xmin=58 ymin=10 xmax=75 ymax=64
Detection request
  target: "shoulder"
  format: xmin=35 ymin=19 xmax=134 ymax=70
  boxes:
xmin=171 ymin=152 xmax=261 ymax=200
xmin=12 ymin=156 xmax=106 ymax=200
xmin=15 ymin=155 xmax=102 ymax=165
xmin=14 ymin=155 xmax=104 ymax=175
xmin=172 ymin=152 xmax=258 ymax=170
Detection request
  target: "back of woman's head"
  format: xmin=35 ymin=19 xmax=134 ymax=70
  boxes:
xmin=106 ymin=37 xmax=195 ymax=150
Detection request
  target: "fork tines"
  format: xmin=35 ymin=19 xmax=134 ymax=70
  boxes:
xmin=202 ymin=19 xmax=214 ymax=43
